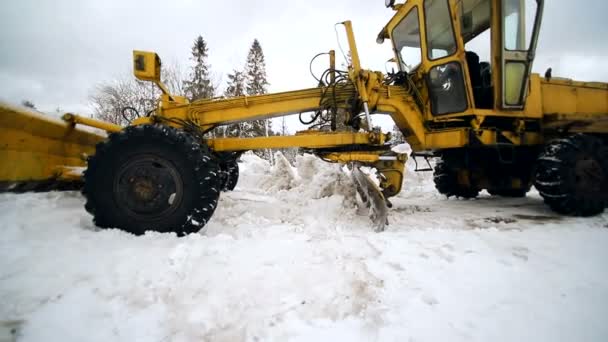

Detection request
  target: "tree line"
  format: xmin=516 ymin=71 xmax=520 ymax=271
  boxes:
xmin=89 ymin=36 xmax=279 ymax=160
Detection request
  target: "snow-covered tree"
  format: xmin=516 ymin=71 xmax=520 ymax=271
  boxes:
xmin=225 ymin=69 xmax=246 ymax=98
xmin=245 ymin=39 xmax=273 ymax=161
xmin=245 ymin=40 xmax=269 ymax=96
xmin=245 ymin=39 xmax=272 ymax=137
xmin=183 ymin=35 xmax=215 ymax=102
xmin=223 ymin=69 xmax=247 ymax=137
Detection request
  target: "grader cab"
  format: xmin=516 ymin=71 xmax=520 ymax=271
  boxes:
xmin=1 ymin=0 xmax=606 ymax=235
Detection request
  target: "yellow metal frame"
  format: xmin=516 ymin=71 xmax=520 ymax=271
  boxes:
xmin=63 ymin=113 xmax=122 ymax=133
xmin=0 ymin=102 xmax=105 ymax=183
xmin=208 ymin=131 xmax=385 ymax=152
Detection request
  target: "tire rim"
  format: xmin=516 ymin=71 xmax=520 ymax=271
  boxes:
xmin=113 ymin=154 xmax=184 ymax=222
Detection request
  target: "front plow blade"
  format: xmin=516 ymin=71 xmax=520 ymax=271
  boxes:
xmin=352 ymin=166 xmax=389 ymax=232
xmin=0 ymin=102 xmax=105 ymax=192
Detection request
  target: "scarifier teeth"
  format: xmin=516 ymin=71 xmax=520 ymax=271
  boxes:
xmin=351 ymin=166 xmax=389 ymax=232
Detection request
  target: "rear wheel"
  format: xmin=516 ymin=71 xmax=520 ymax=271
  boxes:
xmin=433 ymin=158 xmax=479 ymax=199
xmin=220 ymin=159 xmax=239 ymax=191
xmin=83 ymin=125 xmax=221 ymax=235
xmin=534 ymin=134 xmax=607 ymax=216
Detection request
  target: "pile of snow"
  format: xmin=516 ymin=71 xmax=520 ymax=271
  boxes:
xmin=1 ymin=151 xmax=608 ymax=341
xmin=243 ymin=152 xmax=355 ymax=199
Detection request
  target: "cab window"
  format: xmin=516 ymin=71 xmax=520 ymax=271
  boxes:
xmin=392 ymin=7 xmax=422 ymax=71
xmin=503 ymin=0 xmax=539 ymax=106
xmin=424 ymin=0 xmax=468 ymax=115
xmin=424 ymin=0 xmax=457 ymax=60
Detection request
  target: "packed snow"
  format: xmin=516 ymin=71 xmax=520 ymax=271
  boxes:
xmin=1 ymin=153 xmax=607 ymax=342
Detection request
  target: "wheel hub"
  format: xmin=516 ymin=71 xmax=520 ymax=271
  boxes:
xmin=114 ymin=155 xmax=183 ymax=221
xmin=132 ymin=179 xmax=157 ymax=201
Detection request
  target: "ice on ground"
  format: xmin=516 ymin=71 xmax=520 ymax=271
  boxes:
xmin=1 ymin=154 xmax=608 ymax=342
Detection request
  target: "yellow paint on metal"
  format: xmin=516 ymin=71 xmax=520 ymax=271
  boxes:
xmin=343 ymin=20 xmax=371 ymax=106
xmin=130 ymin=116 xmax=155 ymax=126
xmin=424 ymin=129 xmax=469 ymax=149
xmin=321 ymin=152 xmax=385 ymax=163
xmin=163 ymin=86 xmax=355 ymax=125
xmin=133 ymin=50 xmax=161 ymax=82
xmin=373 ymin=158 xmax=406 ymax=198
xmin=133 ymin=50 xmax=173 ymax=98
xmin=0 ymin=102 xmax=104 ymax=183
xmin=62 ymin=113 xmax=122 ymax=133
xmin=541 ymin=78 xmax=608 ymax=117
xmin=376 ymin=93 xmax=426 ymax=150
xmin=207 ymin=132 xmax=381 ymax=152
xmin=422 ymin=129 xmax=544 ymax=150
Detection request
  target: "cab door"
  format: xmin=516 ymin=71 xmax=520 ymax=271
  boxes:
xmin=498 ymin=0 xmax=544 ymax=109
xmin=421 ymin=0 xmax=471 ymax=117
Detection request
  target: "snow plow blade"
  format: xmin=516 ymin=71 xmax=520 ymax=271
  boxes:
xmin=351 ymin=165 xmax=389 ymax=232
xmin=0 ymin=102 xmax=105 ymax=192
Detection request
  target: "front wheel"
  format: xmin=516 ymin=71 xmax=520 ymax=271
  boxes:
xmin=83 ymin=125 xmax=222 ymax=235
xmin=534 ymin=134 xmax=607 ymax=216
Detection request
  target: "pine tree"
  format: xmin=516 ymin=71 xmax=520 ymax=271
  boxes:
xmin=245 ymin=39 xmax=271 ymax=137
xmin=183 ymin=35 xmax=215 ymax=102
xmin=225 ymin=69 xmax=246 ymax=98
xmin=223 ymin=69 xmax=247 ymax=137
xmin=244 ymin=39 xmax=273 ymax=162
xmin=245 ymin=39 xmax=269 ymax=96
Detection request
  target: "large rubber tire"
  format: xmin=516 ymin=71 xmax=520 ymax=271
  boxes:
xmin=534 ymin=134 xmax=607 ymax=216
xmin=220 ymin=159 xmax=239 ymax=191
xmin=83 ymin=125 xmax=221 ymax=235
xmin=433 ymin=158 xmax=479 ymax=199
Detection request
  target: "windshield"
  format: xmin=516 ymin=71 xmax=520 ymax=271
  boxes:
xmin=424 ymin=0 xmax=457 ymax=60
xmin=392 ymin=7 xmax=421 ymax=71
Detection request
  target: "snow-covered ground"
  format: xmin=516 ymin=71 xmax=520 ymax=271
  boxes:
xmin=1 ymin=153 xmax=607 ymax=342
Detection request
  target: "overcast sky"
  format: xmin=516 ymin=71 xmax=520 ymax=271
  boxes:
xmin=1 ymin=0 xmax=607 ymax=130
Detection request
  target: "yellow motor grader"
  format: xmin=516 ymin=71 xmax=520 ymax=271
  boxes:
xmin=1 ymin=0 xmax=606 ymax=235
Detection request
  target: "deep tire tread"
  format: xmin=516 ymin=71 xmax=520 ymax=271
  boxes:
xmin=221 ymin=160 xmax=239 ymax=191
xmin=83 ymin=125 xmax=221 ymax=235
xmin=534 ymin=134 xmax=607 ymax=216
xmin=433 ymin=158 xmax=479 ymax=199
